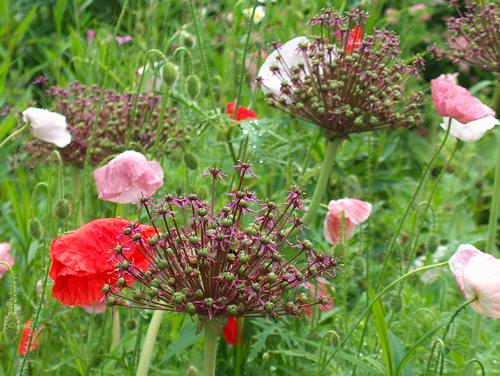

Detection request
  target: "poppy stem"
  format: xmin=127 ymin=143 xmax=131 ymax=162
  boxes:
xmin=204 ymin=320 xmax=218 ymax=376
xmin=136 ymin=310 xmax=164 ymax=376
xmin=317 ymin=261 xmax=448 ymax=375
xmin=302 ymin=138 xmax=343 ymax=224
xmin=0 ymin=124 xmax=27 ymax=150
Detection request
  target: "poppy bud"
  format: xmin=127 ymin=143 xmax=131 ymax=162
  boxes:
xmin=180 ymin=31 xmax=196 ymax=48
xmin=162 ymin=60 xmax=178 ymax=86
xmin=183 ymin=152 xmax=198 ymax=170
xmin=28 ymin=217 xmax=43 ymax=239
xmin=186 ymin=366 xmax=199 ymax=376
xmin=185 ymin=74 xmax=201 ymax=100
xmin=3 ymin=311 xmax=20 ymax=343
xmin=54 ymin=199 xmax=71 ymax=220
xmin=125 ymin=319 xmax=137 ymax=330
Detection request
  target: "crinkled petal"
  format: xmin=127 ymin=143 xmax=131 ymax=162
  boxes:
xmin=440 ymin=116 xmax=498 ymax=142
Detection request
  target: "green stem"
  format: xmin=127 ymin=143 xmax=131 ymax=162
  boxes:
xmin=469 ymin=81 xmax=500 ymax=359
xmin=378 ymin=120 xmax=451 ymax=285
xmin=0 ymin=124 xmax=27 ymax=149
xmin=317 ymin=261 xmax=448 ymax=375
xmin=442 ymin=299 xmax=476 ymax=343
xmin=136 ymin=310 xmax=164 ymax=376
xmin=111 ymin=310 xmax=121 ymax=351
xmin=302 ymin=138 xmax=343 ymax=224
xmin=204 ymin=320 xmax=218 ymax=376
xmin=17 ymin=257 xmax=51 ymax=375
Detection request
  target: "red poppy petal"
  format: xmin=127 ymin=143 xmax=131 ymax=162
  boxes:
xmin=18 ymin=321 xmax=42 ymax=356
xmin=226 ymin=102 xmax=257 ymax=122
xmin=50 ymin=218 xmax=133 ymax=275
xmin=52 ymin=272 xmax=111 ymax=306
xmin=223 ymin=317 xmax=238 ymax=345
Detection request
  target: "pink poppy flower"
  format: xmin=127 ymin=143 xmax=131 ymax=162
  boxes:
xmin=431 ymin=76 xmax=495 ymax=124
xmin=449 ymin=244 xmax=500 ymax=319
xmin=304 ymin=279 xmax=334 ymax=317
xmin=86 ymin=30 xmax=95 ymax=43
xmin=431 ymin=75 xmax=498 ymax=141
xmin=0 ymin=243 xmax=14 ymax=279
xmin=115 ymin=35 xmax=133 ymax=45
xmin=93 ymin=150 xmax=164 ymax=204
xmin=323 ymin=198 xmax=372 ymax=245
xmin=82 ymin=301 xmax=107 ymax=314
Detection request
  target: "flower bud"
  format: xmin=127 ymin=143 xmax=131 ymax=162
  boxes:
xmin=180 ymin=31 xmax=196 ymax=48
xmin=185 ymin=74 xmax=201 ymax=100
xmin=3 ymin=311 xmax=20 ymax=343
xmin=28 ymin=217 xmax=43 ymax=239
xmin=125 ymin=319 xmax=137 ymax=330
xmin=183 ymin=152 xmax=198 ymax=170
xmin=54 ymin=199 xmax=71 ymax=220
xmin=162 ymin=60 xmax=179 ymax=86
xmin=186 ymin=366 xmax=199 ymax=376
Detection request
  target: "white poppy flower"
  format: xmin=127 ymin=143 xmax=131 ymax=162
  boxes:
xmin=440 ymin=116 xmax=499 ymax=142
xmin=243 ymin=6 xmax=266 ymax=24
xmin=22 ymin=107 xmax=71 ymax=147
xmin=257 ymin=36 xmax=309 ymax=98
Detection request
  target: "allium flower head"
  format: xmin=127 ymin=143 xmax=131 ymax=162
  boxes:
xmin=102 ymin=163 xmax=338 ymax=319
xmin=431 ymin=2 xmax=500 ymax=73
xmin=25 ymin=82 xmax=184 ymax=166
xmin=257 ymin=9 xmax=424 ymax=140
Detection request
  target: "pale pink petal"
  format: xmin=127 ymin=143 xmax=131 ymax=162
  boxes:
xmin=449 ymin=244 xmax=484 ymax=294
xmin=81 ymin=301 xmax=106 ymax=314
xmin=0 ymin=243 xmax=14 ymax=279
xmin=115 ymin=35 xmax=133 ymax=45
xmin=440 ymin=116 xmax=498 ymax=142
xmin=431 ymin=76 xmax=495 ymax=124
xmin=323 ymin=198 xmax=372 ymax=245
xmin=93 ymin=150 xmax=164 ymax=204
xmin=86 ymin=30 xmax=95 ymax=43
xmin=463 ymin=255 xmax=500 ymax=319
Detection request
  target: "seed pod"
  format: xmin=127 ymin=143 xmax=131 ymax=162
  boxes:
xmin=180 ymin=31 xmax=196 ymax=48
xmin=184 ymin=74 xmax=201 ymax=100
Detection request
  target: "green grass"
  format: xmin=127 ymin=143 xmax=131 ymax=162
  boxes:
xmin=1 ymin=0 xmax=499 ymax=375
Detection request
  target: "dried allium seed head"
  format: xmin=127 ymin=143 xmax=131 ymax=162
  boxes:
xmin=103 ymin=162 xmax=338 ymax=319
xmin=257 ymin=9 xmax=424 ymax=140
xmin=430 ymin=1 xmax=500 ymax=73
xmin=24 ymin=82 xmax=186 ymax=166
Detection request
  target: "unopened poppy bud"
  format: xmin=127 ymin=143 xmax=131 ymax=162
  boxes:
xmin=185 ymin=74 xmax=202 ymax=100
xmin=28 ymin=217 xmax=43 ymax=239
xmin=3 ymin=311 xmax=20 ymax=343
xmin=162 ymin=60 xmax=178 ymax=86
xmin=183 ymin=151 xmax=198 ymax=170
xmin=262 ymin=352 xmax=270 ymax=362
xmin=186 ymin=366 xmax=199 ymax=376
xmin=54 ymin=199 xmax=71 ymax=220
xmin=125 ymin=319 xmax=137 ymax=330
xmin=180 ymin=31 xmax=196 ymax=48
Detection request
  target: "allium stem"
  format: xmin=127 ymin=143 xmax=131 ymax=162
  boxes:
xmin=204 ymin=320 xmax=218 ymax=376
xmin=136 ymin=310 xmax=164 ymax=376
xmin=0 ymin=124 xmax=27 ymax=150
xmin=303 ymin=138 xmax=343 ymax=224
xmin=110 ymin=310 xmax=121 ymax=351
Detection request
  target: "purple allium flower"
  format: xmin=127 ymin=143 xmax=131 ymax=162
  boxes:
xmin=24 ymin=82 xmax=185 ymax=166
xmin=430 ymin=2 xmax=499 ymax=73
xmin=102 ymin=165 xmax=338 ymax=319
xmin=32 ymin=75 xmax=49 ymax=85
xmin=257 ymin=9 xmax=424 ymax=140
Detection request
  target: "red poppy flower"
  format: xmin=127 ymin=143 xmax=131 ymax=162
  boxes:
xmin=336 ymin=25 xmax=363 ymax=54
xmin=223 ymin=317 xmax=238 ymax=345
xmin=18 ymin=320 xmax=43 ymax=356
xmin=226 ymin=102 xmax=257 ymax=122
xmin=49 ymin=218 xmax=155 ymax=306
